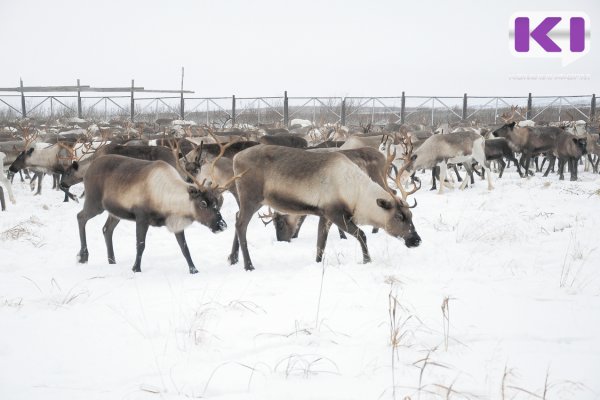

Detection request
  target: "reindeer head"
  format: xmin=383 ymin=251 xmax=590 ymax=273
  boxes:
xmin=377 ymin=136 xmax=421 ymax=248
xmin=258 ymin=207 xmax=305 ymax=242
xmin=492 ymin=121 xmax=516 ymax=138
xmin=8 ymin=126 xmax=39 ymax=173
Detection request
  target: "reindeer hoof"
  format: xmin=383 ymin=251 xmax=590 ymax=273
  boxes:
xmin=108 ymin=259 xmax=116 ymax=264
xmin=228 ymin=254 xmax=238 ymax=265
xmin=189 ymin=267 xmax=199 ymax=274
xmin=132 ymin=266 xmax=141 ymax=273
xmin=363 ymin=257 xmax=372 ymax=264
xmin=77 ymin=252 xmax=88 ymax=264
xmin=244 ymin=264 xmax=255 ymax=271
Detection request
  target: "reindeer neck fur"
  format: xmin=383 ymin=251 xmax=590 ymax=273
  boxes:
xmin=506 ymin=126 xmax=530 ymax=151
xmin=26 ymin=143 xmax=70 ymax=170
xmin=352 ymin=180 xmax=394 ymax=227
xmin=146 ymin=167 xmax=196 ymax=232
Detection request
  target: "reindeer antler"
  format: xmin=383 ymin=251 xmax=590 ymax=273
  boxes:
xmin=257 ymin=207 xmax=275 ymax=226
xmin=169 ymin=139 xmax=206 ymax=189
xmin=19 ymin=125 xmax=39 ymax=151
xmin=205 ymin=129 xmax=247 ymax=193
xmin=382 ymin=136 xmax=419 ymax=207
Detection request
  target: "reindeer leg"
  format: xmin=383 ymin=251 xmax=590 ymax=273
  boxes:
xmin=452 ymin=165 xmax=462 ymax=182
xmin=34 ymin=173 xmax=43 ymax=195
xmin=0 ymin=187 xmax=5 ymax=211
xmin=338 ymin=228 xmax=347 ymax=240
xmin=316 ymin=217 xmax=333 ymax=263
xmin=174 ymin=231 xmax=198 ymax=274
xmin=497 ymin=159 xmax=506 ymax=178
xmin=228 ymin=212 xmax=240 ymax=265
xmin=77 ymin=206 xmax=103 ymax=263
xmin=430 ymin=167 xmax=438 ymax=191
xmin=438 ymin=162 xmax=448 ymax=194
xmin=558 ymin=159 xmax=565 ymax=180
xmin=570 ymin=158 xmax=578 ymax=181
xmin=484 ymin=163 xmax=494 ymax=190
xmin=102 ymin=215 xmax=121 ymax=264
xmin=235 ymin=203 xmax=262 ymax=271
xmin=132 ymin=218 xmax=150 ymax=273
xmin=0 ymin=174 xmax=16 ymax=204
xmin=510 ymin=155 xmax=522 ymax=177
xmin=459 ymin=164 xmax=470 ymax=190
xmin=329 ymin=213 xmax=370 ymax=263
xmin=291 ymin=215 xmax=307 ymax=239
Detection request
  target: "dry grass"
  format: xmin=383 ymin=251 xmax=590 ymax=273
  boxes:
xmin=0 ymin=216 xmax=45 ymax=247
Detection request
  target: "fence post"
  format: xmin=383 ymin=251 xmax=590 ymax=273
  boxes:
xmin=591 ymin=94 xmax=596 ymax=121
xmin=20 ymin=79 xmax=26 ymax=118
xmin=180 ymin=67 xmax=185 ymax=120
xmin=400 ymin=91 xmax=406 ymax=124
xmin=231 ymin=95 xmax=236 ymax=126
xmin=77 ymin=79 xmax=82 ymax=119
xmin=341 ymin=97 xmax=346 ymax=126
xmin=526 ymin=92 xmax=532 ymax=120
xmin=283 ymin=91 xmax=289 ymax=127
xmin=462 ymin=93 xmax=467 ymax=121
xmin=130 ymin=79 xmax=135 ymax=122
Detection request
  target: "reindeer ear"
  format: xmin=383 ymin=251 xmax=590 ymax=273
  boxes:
xmin=188 ymin=186 xmax=200 ymax=198
xmin=376 ymin=198 xmax=393 ymax=210
xmin=508 ymin=121 xmax=516 ymax=128
xmin=72 ymin=161 xmax=79 ymax=171
xmin=26 ymin=148 xmax=34 ymax=155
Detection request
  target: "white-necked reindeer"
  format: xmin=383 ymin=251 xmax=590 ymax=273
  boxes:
xmin=0 ymin=151 xmax=17 ymax=210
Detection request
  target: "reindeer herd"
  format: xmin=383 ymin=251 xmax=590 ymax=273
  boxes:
xmin=1 ymin=111 xmax=599 ymax=273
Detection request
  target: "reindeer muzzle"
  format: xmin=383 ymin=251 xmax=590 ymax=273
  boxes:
xmin=212 ymin=219 xmax=227 ymax=233
xmin=404 ymin=233 xmax=421 ymax=248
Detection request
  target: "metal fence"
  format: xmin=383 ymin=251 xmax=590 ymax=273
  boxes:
xmin=0 ymin=81 xmax=596 ymax=127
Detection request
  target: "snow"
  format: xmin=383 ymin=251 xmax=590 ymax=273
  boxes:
xmin=517 ymin=120 xmax=535 ymax=127
xmin=1 ymin=168 xmax=600 ymax=399
xmin=172 ymin=120 xmax=197 ymax=127
xmin=290 ymin=119 xmax=312 ymax=128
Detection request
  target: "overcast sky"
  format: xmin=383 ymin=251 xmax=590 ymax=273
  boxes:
xmin=0 ymin=0 xmax=597 ymax=97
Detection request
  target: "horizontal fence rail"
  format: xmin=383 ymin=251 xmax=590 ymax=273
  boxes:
xmin=0 ymin=81 xmax=596 ymax=127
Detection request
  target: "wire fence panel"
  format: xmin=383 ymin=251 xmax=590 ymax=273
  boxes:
xmin=0 ymin=91 xmax=596 ymax=127
xmin=236 ymin=97 xmax=284 ymax=127
xmin=287 ymin=97 xmax=342 ymax=126
xmin=133 ymin=96 xmax=180 ymax=123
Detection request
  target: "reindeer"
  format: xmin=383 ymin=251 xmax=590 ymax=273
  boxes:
xmin=491 ymin=122 xmax=562 ymax=177
xmin=9 ymin=135 xmax=101 ymax=201
xmin=407 ymin=131 xmax=493 ymax=194
xmin=543 ymin=133 xmax=587 ymax=181
xmin=585 ymin=133 xmax=600 ymax=173
xmin=76 ymin=153 xmax=229 ymax=274
xmin=258 ymin=147 xmax=412 ymax=247
xmin=0 ymin=152 xmax=17 ymax=210
xmin=227 ymin=143 xmax=421 ymax=271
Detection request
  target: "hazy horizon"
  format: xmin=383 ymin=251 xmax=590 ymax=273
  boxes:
xmin=0 ymin=0 xmax=598 ymax=97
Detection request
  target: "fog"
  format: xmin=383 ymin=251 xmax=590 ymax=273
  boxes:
xmin=0 ymin=0 xmax=597 ymax=96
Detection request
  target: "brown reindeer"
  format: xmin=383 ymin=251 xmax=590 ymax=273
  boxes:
xmin=228 ymin=144 xmax=421 ymax=271
xmin=76 ymin=154 xmax=228 ymax=274
xmin=491 ymin=122 xmax=562 ymax=176
xmin=543 ymin=133 xmax=587 ymax=181
xmin=260 ymin=147 xmax=403 ymax=245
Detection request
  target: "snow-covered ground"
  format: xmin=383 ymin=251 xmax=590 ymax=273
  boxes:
xmin=1 ymin=168 xmax=599 ymax=400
